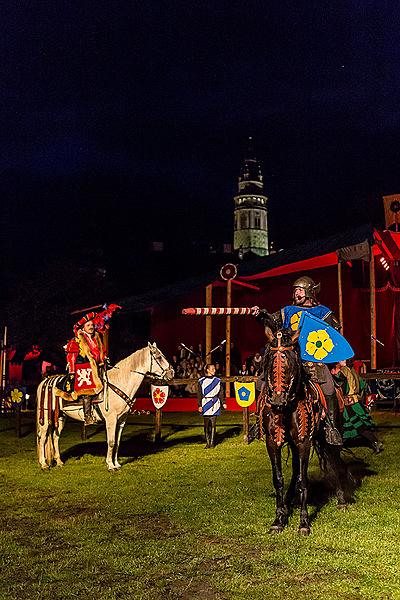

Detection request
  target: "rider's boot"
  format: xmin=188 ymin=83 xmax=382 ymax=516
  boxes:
xmin=324 ymin=393 xmax=342 ymax=446
xmin=82 ymin=396 xmax=95 ymax=426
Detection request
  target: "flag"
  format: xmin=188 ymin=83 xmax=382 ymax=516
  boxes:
xmin=234 ymin=382 xmax=256 ymax=407
xmin=298 ymin=312 xmax=354 ymax=364
xmin=383 ymin=194 xmax=400 ymax=231
xmin=151 ymin=384 xmax=169 ymax=408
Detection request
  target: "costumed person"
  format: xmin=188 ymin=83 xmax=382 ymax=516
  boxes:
xmin=197 ymin=364 xmax=227 ymax=448
xmin=252 ymin=275 xmax=343 ymax=445
xmin=56 ymin=304 xmax=120 ymax=425
xmin=330 ymin=360 xmax=384 ymax=453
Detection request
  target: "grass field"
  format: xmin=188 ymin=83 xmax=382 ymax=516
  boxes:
xmin=0 ymin=410 xmax=399 ymax=600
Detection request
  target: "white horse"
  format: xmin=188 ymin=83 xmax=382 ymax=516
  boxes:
xmin=36 ymin=343 xmax=174 ymax=471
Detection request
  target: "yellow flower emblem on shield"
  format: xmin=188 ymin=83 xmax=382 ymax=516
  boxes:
xmin=290 ymin=311 xmax=302 ymax=331
xmin=305 ymin=329 xmax=334 ymax=361
xmin=11 ymin=389 xmax=23 ymax=404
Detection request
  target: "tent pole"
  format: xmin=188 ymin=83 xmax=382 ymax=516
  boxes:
xmin=205 ymin=285 xmax=212 ymax=360
xmin=370 ymin=250 xmax=377 ymax=369
xmin=225 ymin=280 xmax=231 ymax=398
xmin=338 ymin=261 xmax=344 ymax=333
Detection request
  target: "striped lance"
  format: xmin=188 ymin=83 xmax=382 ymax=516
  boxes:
xmin=182 ymin=307 xmax=255 ymax=316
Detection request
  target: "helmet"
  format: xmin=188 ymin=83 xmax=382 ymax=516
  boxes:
xmin=292 ymin=276 xmax=321 ymax=304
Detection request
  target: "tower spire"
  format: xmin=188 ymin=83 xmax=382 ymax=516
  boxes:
xmin=233 ymin=138 xmax=269 ymax=257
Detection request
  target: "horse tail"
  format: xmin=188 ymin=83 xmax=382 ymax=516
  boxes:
xmin=36 ymin=377 xmax=57 ymax=468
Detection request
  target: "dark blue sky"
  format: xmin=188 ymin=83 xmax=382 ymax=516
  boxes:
xmin=1 ymin=1 xmax=400 ymax=275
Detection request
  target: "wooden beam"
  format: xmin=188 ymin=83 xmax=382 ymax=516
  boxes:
xmin=225 ymin=279 xmax=232 ymax=398
xmin=205 ymin=284 xmax=213 ymax=360
xmin=370 ymin=251 xmax=377 ymax=369
xmin=338 ymin=261 xmax=344 ymax=334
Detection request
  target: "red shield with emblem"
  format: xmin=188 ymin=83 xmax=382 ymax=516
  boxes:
xmin=151 ymin=385 xmax=169 ymax=409
xmin=74 ymin=362 xmax=96 ymax=392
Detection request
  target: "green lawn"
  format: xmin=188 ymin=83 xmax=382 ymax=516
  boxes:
xmin=0 ymin=411 xmax=399 ymax=600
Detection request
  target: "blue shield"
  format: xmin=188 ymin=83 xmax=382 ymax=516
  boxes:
xmin=298 ymin=312 xmax=354 ymax=364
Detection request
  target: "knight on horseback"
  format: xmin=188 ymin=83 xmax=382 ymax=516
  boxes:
xmin=55 ymin=304 xmax=120 ymax=425
xmin=253 ymin=275 xmax=343 ymax=446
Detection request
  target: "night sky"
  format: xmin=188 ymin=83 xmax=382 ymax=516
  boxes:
xmin=2 ymin=1 xmax=400 ymax=294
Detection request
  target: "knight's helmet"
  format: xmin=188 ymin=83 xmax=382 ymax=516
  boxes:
xmin=292 ymin=276 xmax=321 ymax=304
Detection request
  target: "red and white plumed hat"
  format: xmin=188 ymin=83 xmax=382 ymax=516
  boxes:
xmin=73 ymin=312 xmax=97 ymax=335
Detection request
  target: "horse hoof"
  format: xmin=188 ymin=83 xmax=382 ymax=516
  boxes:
xmin=298 ymin=527 xmax=311 ymax=536
xmin=40 ymin=463 xmax=49 ymax=471
xmin=269 ymin=525 xmax=283 ymax=534
xmin=55 ymin=462 xmax=64 ymax=468
xmin=337 ymin=502 xmax=347 ymax=511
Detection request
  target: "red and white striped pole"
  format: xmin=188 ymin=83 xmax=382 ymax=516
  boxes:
xmin=182 ymin=307 xmax=255 ymax=316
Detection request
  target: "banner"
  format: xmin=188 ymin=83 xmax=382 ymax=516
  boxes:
xmin=298 ymin=312 xmax=354 ymax=364
xmin=234 ymin=382 xmax=256 ymax=407
xmin=151 ymin=385 xmax=169 ymax=409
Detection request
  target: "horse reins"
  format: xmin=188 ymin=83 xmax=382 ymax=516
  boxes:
xmin=106 ymin=347 xmax=172 ymax=408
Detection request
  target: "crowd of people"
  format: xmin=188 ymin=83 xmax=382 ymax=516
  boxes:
xmin=169 ymin=342 xmax=264 ymax=396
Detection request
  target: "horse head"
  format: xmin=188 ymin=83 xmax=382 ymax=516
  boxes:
xmin=147 ymin=342 xmax=175 ymax=382
xmin=263 ymin=327 xmax=301 ymax=409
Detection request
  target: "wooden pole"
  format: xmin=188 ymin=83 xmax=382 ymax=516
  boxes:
xmin=16 ymin=406 xmax=22 ymax=438
xmin=205 ymin=285 xmax=213 ymax=360
xmin=370 ymin=251 xmax=377 ymax=369
xmin=154 ymin=408 xmax=162 ymax=443
xmin=338 ymin=261 xmax=344 ymax=334
xmin=1 ymin=327 xmax=7 ymax=392
xmin=242 ymin=406 xmax=249 ymax=445
xmin=225 ymin=280 xmax=232 ymax=398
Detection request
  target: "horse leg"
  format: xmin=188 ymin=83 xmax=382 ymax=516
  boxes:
xmin=266 ymin=437 xmax=287 ymax=533
xmin=298 ymin=440 xmax=312 ymax=535
xmin=327 ymin=445 xmax=348 ymax=507
xmin=285 ymin=446 xmax=300 ymax=512
xmin=104 ymin=415 xmax=118 ymax=471
xmin=37 ymin=422 xmax=50 ymax=470
xmin=53 ymin=415 xmax=66 ymax=467
xmin=113 ymin=414 xmax=128 ymax=470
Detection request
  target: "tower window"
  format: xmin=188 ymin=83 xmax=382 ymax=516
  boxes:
xmin=254 ymin=212 xmax=261 ymax=229
xmin=240 ymin=212 xmax=248 ymax=228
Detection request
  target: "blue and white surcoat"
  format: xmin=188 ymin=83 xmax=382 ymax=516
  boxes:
xmin=198 ymin=376 xmax=222 ymax=416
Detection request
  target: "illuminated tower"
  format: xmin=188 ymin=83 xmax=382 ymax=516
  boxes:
xmin=233 ymin=138 xmax=269 ymax=256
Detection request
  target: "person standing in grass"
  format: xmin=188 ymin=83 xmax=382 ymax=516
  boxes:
xmin=330 ymin=360 xmax=384 ymax=453
xmin=197 ymin=364 xmax=227 ymax=448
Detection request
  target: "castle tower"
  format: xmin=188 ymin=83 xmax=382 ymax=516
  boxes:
xmin=233 ymin=137 xmax=269 ymax=257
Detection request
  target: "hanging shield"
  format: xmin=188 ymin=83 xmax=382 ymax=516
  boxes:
xmin=298 ymin=312 xmax=354 ymax=364
xmin=151 ymin=384 xmax=169 ymax=409
xmin=234 ymin=382 xmax=256 ymax=407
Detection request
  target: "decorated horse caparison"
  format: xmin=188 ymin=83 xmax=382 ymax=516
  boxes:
xmin=36 ymin=343 xmax=174 ymax=471
xmin=259 ymin=327 xmax=348 ymax=535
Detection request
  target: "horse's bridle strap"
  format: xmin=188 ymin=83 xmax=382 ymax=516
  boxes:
xmin=107 ymin=381 xmax=136 ymax=409
xmin=269 ymin=345 xmax=294 ymax=352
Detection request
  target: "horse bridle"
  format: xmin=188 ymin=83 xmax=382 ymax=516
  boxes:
xmin=105 ymin=346 xmax=172 ymax=408
xmin=266 ymin=331 xmax=297 ymax=403
xmin=130 ymin=346 xmax=172 ymax=381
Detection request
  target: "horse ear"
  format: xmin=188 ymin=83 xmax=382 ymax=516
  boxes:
xmin=291 ymin=328 xmax=300 ymax=343
xmin=265 ymin=326 xmax=274 ymax=342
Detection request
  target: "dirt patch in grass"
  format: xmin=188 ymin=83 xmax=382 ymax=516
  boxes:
xmin=110 ymin=512 xmax=186 ymax=541
xmin=163 ymin=577 xmax=226 ymax=600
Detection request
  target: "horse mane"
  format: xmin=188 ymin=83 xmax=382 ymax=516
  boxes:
xmin=109 ymin=346 xmax=149 ymax=387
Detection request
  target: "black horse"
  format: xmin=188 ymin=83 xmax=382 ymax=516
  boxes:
xmin=260 ymin=327 xmax=348 ymax=536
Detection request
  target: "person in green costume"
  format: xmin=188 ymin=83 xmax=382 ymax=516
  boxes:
xmin=330 ymin=360 xmax=383 ymax=453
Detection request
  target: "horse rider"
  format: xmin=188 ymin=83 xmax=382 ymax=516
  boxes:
xmin=197 ymin=363 xmax=227 ymax=448
xmin=252 ymin=275 xmax=343 ymax=445
xmin=56 ymin=304 xmax=120 ymax=425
